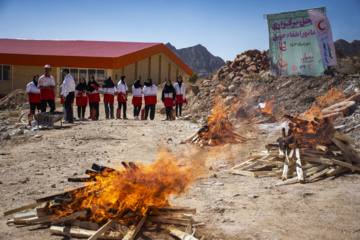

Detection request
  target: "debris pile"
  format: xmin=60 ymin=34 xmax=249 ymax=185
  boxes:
xmin=0 ymin=89 xmax=28 ymax=110
xmin=215 ymin=49 xmax=270 ymax=81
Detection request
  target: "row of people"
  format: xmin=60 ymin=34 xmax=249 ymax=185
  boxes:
xmin=26 ymin=65 xmax=186 ymax=121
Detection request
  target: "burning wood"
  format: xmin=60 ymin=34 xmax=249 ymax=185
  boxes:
xmin=187 ymin=98 xmax=246 ymax=146
xmin=230 ymin=114 xmax=360 ymax=185
xmin=5 ymin=159 xmax=204 ymax=239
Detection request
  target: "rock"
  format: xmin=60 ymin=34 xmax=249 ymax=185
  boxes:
xmin=51 ymin=184 xmax=56 ymax=188
xmin=1 ymin=132 xmax=11 ymax=140
xmin=233 ymin=193 xmax=241 ymax=197
xmin=34 ymin=134 xmax=42 ymax=138
xmin=228 ymin=84 xmax=235 ymax=92
xmin=221 ymin=92 xmax=228 ymax=98
xmin=217 ymin=85 xmax=228 ymax=93
xmin=213 ymin=182 xmax=224 ymax=186
xmin=10 ymin=128 xmax=24 ymax=136
xmin=183 ymin=115 xmax=191 ymax=120
xmin=190 ymin=85 xmax=200 ymax=95
xmin=215 ymin=198 xmax=223 ymax=202
xmin=233 ymin=76 xmax=241 ymax=83
xmin=247 ymin=64 xmax=258 ymax=72
xmin=248 ymin=193 xmax=258 ymax=198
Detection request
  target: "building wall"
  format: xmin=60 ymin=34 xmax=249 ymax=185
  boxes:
xmin=1 ymin=53 xmax=190 ymax=96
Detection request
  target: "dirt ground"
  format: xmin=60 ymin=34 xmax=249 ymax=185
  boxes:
xmin=1 ymin=96 xmax=360 ymax=240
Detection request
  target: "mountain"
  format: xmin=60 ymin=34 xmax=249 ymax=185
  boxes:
xmin=165 ymin=43 xmax=225 ymax=78
xmin=334 ymin=39 xmax=360 ymax=57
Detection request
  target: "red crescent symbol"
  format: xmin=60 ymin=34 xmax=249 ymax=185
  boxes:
xmin=317 ymin=20 xmax=326 ymax=31
xmin=308 ymin=65 xmax=312 ymax=70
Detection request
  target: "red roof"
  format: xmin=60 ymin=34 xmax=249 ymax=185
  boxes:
xmin=0 ymin=39 xmax=193 ymax=76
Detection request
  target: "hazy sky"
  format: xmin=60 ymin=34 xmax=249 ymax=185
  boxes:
xmin=0 ymin=0 xmax=359 ymax=61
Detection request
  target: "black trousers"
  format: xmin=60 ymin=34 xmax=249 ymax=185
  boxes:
xmin=133 ymin=105 xmax=141 ymax=117
xmin=104 ymin=102 xmax=114 ymax=119
xmin=41 ymin=100 xmax=55 ymax=113
xmin=30 ymin=102 xmax=41 ymax=114
xmin=118 ymin=102 xmax=127 ymax=118
xmin=175 ymin=103 xmax=182 ymax=117
xmin=77 ymin=106 xmax=86 ymax=118
xmin=89 ymin=102 xmax=99 ymax=120
xmin=65 ymin=92 xmax=75 ymax=122
xmin=166 ymin=106 xmax=173 ymax=120
xmin=145 ymin=104 xmax=156 ymax=120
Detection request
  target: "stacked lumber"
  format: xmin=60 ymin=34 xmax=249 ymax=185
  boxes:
xmin=229 ymin=130 xmax=360 ymax=185
xmin=5 ymin=162 xmax=202 ymax=240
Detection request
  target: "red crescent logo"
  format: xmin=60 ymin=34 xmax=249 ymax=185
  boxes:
xmin=317 ymin=20 xmax=326 ymax=31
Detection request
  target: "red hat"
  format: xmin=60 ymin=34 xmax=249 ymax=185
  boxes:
xmin=44 ymin=64 xmax=51 ymax=68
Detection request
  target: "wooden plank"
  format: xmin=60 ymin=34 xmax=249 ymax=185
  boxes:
xmin=331 ymin=137 xmax=360 ymax=163
xmin=151 ymin=206 xmax=196 ymax=214
xmin=165 ymin=226 xmax=199 ymax=240
xmin=334 ymin=131 xmax=355 ymax=145
xmin=88 ymin=210 xmax=129 ymax=240
xmin=306 ymin=167 xmax=331 ymax=182
xmin=302 ymin=156 xmax=332 ymax=165
xmin=229 ymin=158 xmax=256 ymax=171
xmin=122 ymin=214 xmax=147 ymax=240
xmin=50 ymin=226 xmax=123 ymax=239
xmin=4 ymin=202 xmax=41 ymax=216
xmin=276 ymin=164 xmax=329 ymax=186
xmin=295 ymin=148 xmax=304 ymax=183
xmin=147 ymin=216 xmax=191 ymax=226
xmin=53 ymin=209 xmax=87 ymax=224
xmin=316 ymin=145 xmax=328 ymax=152
xmin=242 ymin=161 xmax=263 ymax=171
xmin=330 ymin=159 xmax=360 ymax=172
xmin=326 ymin=166 xmax=350 ymax=177
xmin=14 ymin=211 xmax=37 ymax=220
xmin=282 ymin=150 xmax=290 ymax=180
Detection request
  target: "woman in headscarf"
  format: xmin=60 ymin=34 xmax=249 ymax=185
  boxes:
xmin=117 ymin=75 xmax=128 ymax=119
xmin=132 ymin=79 xmax=142 ymax=120
xmin=87 ymin=75 xmax=100 ymax=120
xmin=75 ymin=77 xmax=88 ymax=121
xmin=142 ymin=78 xmax=157 ymax=120
xmin=173 ymin=76 xmax=186 ymax=119
xmin=102 ymin=76 xmax=117 ymax=119
xmin=161 ymin=80 xmax=176 ymax=121
xmin=26 ymin=75 xmax=41 ymax=114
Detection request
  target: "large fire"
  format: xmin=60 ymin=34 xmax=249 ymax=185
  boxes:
xmin=52 ymin=149 xmax=204 ymax=222
xmin=191 ymin=96 xmax=245 ymax=145
xmin=284 ymin=87 xmax=346 ymax=149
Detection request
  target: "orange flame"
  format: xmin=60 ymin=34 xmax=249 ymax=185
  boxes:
xmin=53 ymin=149 xmax=204 ymax=222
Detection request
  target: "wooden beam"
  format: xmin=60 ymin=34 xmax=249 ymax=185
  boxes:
xmin=4 ymin=202 xmax=41 ymax=216
xmin=53 ymin=209 xmax=88 ymax=224
xmin=306 ymin=167 xmax=331 ymax=182
xmin=282 ymin=150 xmax=290 ymax=180
xmin=295 ymin=148 xmax=304 ymax=183
xmin=165 ymin=226 xmax=199 ymax=240
xmin=50 ymin=226 xmax=123 ymax=239
xmin=122 ymin=214 xmax=147 ymax=240
xmin=87 ymin=210 xmax=129 ymax=240
xmin=331 ymin=137 xmax=360 ymax=163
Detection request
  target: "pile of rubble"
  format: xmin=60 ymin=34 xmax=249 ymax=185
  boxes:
xmin=215 ymin=50 xmax=270 ymax=81
xmin=0 ymin=89 xmax=28 ymax=110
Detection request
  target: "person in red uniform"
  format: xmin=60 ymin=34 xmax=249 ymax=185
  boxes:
xmin=143 ymin=78 xmax=157 ymax=120
xmin=173 ymin=76 xmax=186 ymax=119
xmin=132 ymin=79 xmax=142 ymax=120
xmin=102 ymin=76 xmax=117 ymax=119
xmin=87 ymin=75 xmax=100 ymax=120
xmin=75 ymin=77 xmax=88 ymax=121
xmin=117 ymin=75 xmax=128 ymax=119
xmin=161 ymin=80 xmax=176 ymax=121
xmin=38 ymin=65 xmax=55 ymax=112
xmin=26 ymin=75 xmax=41 ymax=114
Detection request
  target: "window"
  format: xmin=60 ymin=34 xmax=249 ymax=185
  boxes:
xmin=0 ymin=65 xmax=11 ymax=81
xmin=62 ymin=68 xmax=106 ymax=84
